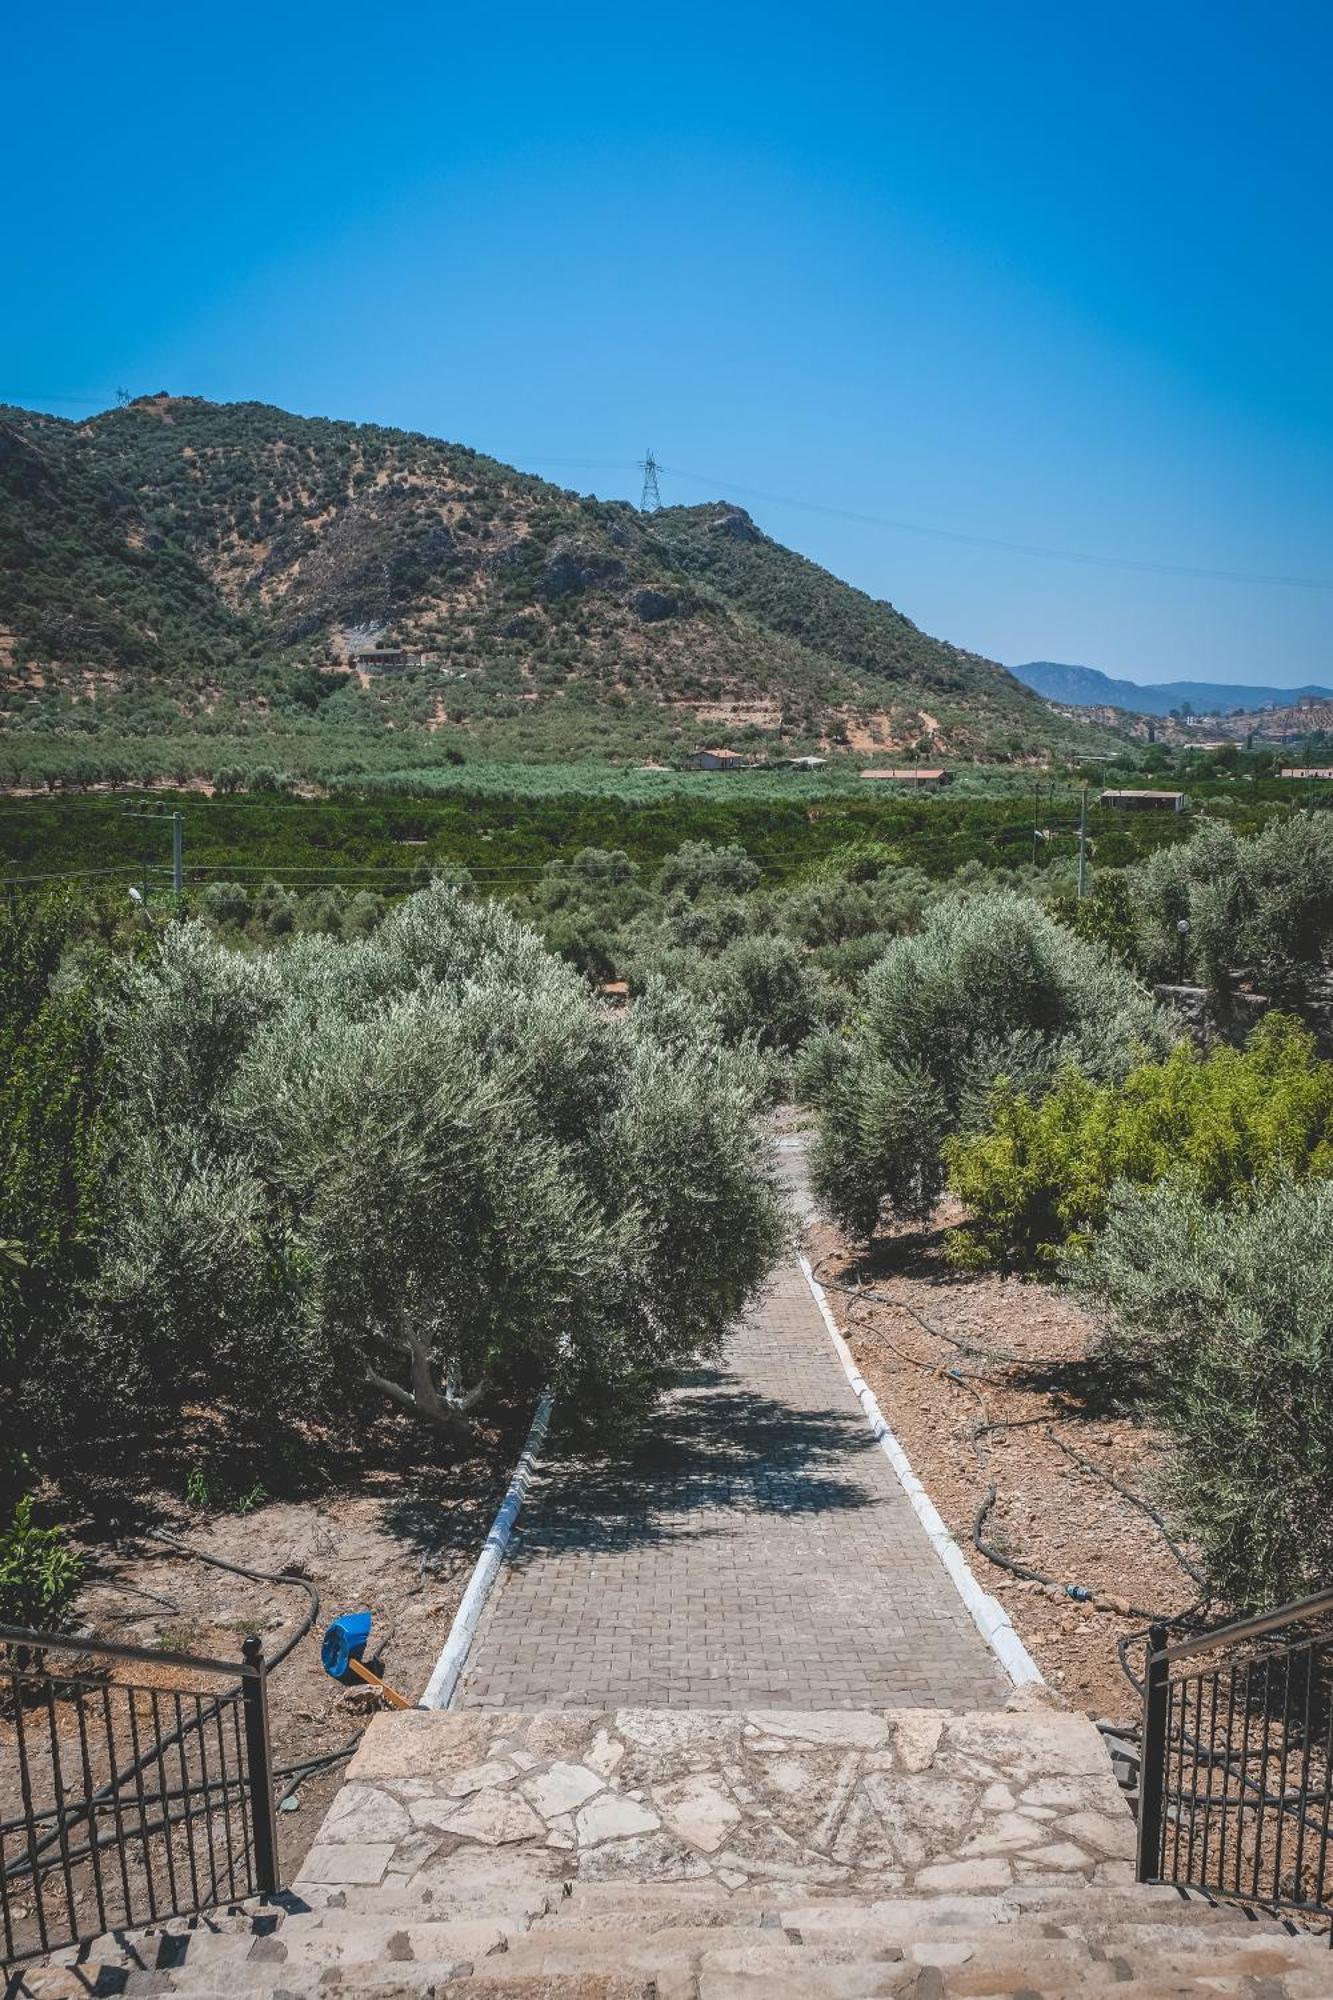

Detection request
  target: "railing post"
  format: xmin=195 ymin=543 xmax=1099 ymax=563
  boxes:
xmin=240 ymin=1636 xmax=281 ymax=1896
xmin=1137 ymin=1621 xmax=1170 ymax=1882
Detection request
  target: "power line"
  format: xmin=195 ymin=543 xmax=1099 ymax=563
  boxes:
xmin=655 ymin=463 xmax=1333 ymax=593
xmin=2 ymin=398 xmax=1325 ymax=588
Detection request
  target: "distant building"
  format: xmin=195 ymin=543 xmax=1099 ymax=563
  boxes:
xmin=351 ymin=647 xmax=422 ymax=672
xmin=1281 ymin=767 xmax=1333 ymax=780
xmin=786 ymin=756 xmax=827 ymax=770
xmin=693 ymin=747 xmax=749 ymax=771
xmin=1100 ymin=789 xmax=1188 ymax=813
xmin=859 ymin=767 xmax=951 ymax=788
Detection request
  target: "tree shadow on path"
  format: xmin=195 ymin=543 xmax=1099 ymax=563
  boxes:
xmin=443 ymin=1366 xmax=885 ymax=1563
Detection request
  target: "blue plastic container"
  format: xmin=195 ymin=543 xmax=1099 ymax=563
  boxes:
xmin=321 ymin=1612 xmax=373 ymax=1681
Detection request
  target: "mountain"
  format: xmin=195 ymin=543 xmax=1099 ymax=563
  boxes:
xmin=1011 ymin=659 xmax=1333 ymax=719
xmin=0 ymin=395 xmax=1115 ymax=783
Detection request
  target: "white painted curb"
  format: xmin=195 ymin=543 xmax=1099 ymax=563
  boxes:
xmin=798 ymin=1255 xmax=1044 ymax=1689
xmin=420 ymin=1389 xmax=555 ymax=1710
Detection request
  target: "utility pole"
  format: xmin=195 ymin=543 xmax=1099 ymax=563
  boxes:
xmin=123 ymin=804 xmax=184 ymax=898
xmin=639 ymin=449 xmax=662 ymax=513
xmin=1076 ymin=785 xmax=1089 ymax=901
xmin=1032 ymin=782 xmax=1041 ymax=868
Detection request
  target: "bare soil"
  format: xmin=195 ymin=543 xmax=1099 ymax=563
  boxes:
xmin=808 ymin=1201 xmax=1207 ymax=1728
xmin=20 ymin=1404 xmax=529 ymax=1880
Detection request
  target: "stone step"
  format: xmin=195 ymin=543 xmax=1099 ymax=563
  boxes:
xmin=27 ymin=1911 xmax=1331 ymax=2000
xmin=17 ymin=1924 xmax=1333 ymax=2000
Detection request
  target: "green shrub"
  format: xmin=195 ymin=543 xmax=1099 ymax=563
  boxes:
xmin=0 ymin=1496 xmax=83 ymax=1630
xmin=810 ymin=892 xmax=1171 ymax=1237
xmin=948 ymin=1014 xmax=1333 ymax=1268
xmin=1067 ymin=1178 xmax=1333 ymax=1608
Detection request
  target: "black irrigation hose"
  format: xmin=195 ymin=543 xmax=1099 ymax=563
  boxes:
xmin=275 ymin=1738 xmax=363 ymax=1807
xmin=143 ymin=1529 xmax=321 ymax=1669
xmin=971 ymin=1482 xmax=1198 ymax=1627
xmin=1044 ymin=1428 xmax=1210 ymax=1595
xmin=3 ymin=1532 xmax=322 ymax=1884
xmin=810 ymin=1253 xmax=1025 ymax=1366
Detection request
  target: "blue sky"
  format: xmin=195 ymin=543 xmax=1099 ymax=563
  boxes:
xmin=6 ymin=1 xmax=1331 ymax=686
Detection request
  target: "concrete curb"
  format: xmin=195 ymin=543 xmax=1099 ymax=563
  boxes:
xmin=798 ymin=1254 xmax=1045 ymax=1689
xmin=420 ymin=1389 xmax=555 ymax=1710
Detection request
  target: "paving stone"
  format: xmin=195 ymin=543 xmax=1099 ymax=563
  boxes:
xmin=439 ymin=1787 xmax=546 ymax=1846
xmin=444 ymin=1758 xmax=519 ymax=1798
xmin=523 ymin=1762 xmax=605 ymax=1819
xmin=456 ymin=1256 xmax=1008 ymax=1713
xmin=576 ymin=1794 xmax=662 ymax=1844
xmin=318 ymin=1787 xmax=414 ymax=1845
xmin=295 ymin=1842 xmax=396 ymax=1886
xmin=914 ymin=1856 xmax=1015 ymax=1891
xmin=654 ymin=1774 xmax=744 ymax=1852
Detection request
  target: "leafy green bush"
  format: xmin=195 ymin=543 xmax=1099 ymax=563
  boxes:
xmin=0 ymin=897 xmax=114 ymax=1496
xmin=810 ymin=892 xmax=1171 ymax=1238
xmin=948 ymin=1014 xmax=1333 ymax=1268
xmin=1067 ymin=1178 xmax=1333 ymax=1608
xmin=0 ymin=1496 xmax=83 ymax=1630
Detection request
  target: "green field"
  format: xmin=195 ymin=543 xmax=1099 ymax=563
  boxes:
xmin=6 ymin=761 xmax=1308 ymax=903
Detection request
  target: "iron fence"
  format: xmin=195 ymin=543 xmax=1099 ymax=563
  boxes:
xmin=1137 ymin=1588 xmax=1333 ymax=1931
xmin=0 ymin=1622 xmax=279 ymax=1968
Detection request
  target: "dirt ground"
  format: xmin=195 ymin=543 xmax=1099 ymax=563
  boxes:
xmin=807 ymin=1201 xmax=1208 ymax=1729
xmin=27 ymin=1404 xmax=530 ymax=1880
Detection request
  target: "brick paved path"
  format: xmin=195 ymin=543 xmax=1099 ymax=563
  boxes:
xmin=457 ymin=1150 xmax=1007 ymax=1709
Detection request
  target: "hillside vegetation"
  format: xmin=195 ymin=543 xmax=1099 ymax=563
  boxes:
xmin=0 ymin=395 xmax=1114 ymax=780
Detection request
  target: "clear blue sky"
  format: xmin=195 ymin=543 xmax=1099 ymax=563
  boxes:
xmin=6 ymin=1 xmax=1331 ymax=686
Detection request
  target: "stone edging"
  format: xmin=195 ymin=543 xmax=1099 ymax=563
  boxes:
xmin=420 ymin=1389 xmax=555 ymax=1709
xmin=798 ymin=1254 xmax=1045 ymax=1690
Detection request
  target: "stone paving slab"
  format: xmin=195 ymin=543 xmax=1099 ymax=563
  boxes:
xmin=457 ymin=1256 xmax=1007 ymax=1711
xmin=297 ymin=1704 xmax=1134 ymax=1904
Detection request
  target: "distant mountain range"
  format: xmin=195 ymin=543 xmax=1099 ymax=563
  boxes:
xmin=1011 ymin=660 xmax=1333 ymax=720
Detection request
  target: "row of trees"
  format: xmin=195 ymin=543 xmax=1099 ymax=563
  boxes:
xmin=804 ymin=842 xmax=1333 ymax=1611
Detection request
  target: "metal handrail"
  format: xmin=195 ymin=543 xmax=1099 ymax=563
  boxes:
xmin=1 ymin=1627 xmax=279 ymax=1968
xmin=1154 ymin=1587 xmax=1333 ymax=1667
xmin=1137 ymin=1592 xmax=1333 ymax=1933
xmin=0 ymin=1623 xmax=259 ymax=1679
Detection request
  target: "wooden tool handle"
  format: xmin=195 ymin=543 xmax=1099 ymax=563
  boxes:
xmin=346 ymin=1656 xmax=413 ymax=1710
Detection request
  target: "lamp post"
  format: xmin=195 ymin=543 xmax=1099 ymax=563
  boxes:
xmin=1176 ymin=917 xmax=1191 ymax=985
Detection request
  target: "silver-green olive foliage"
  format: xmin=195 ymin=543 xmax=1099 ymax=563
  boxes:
xmin=101 ymin=886 xmax=784 ymax=1435
xmin=812 ymin=892 xmax=1173 ymax=1240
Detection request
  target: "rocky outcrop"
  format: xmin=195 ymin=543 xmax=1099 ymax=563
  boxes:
xmin=541 ymin=537 xmax=625 ymax=598
xmin=628 ymin=586 xmax=678 ymax=622
xmin=708 ymin=506 xmax=761 ymax=542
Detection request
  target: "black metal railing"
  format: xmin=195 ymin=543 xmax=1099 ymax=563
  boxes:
xmin=1 ymin=1622 xmax=279 ymax=1968
xmin=1137 ymin=1588 xmax=1333 ymax=1931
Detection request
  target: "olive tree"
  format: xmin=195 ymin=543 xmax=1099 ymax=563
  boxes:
xmin=811 ymin=892 xmax=1174 ymax=1238
xmin=1067 ymin=1178 xmax=1333 ymax=1608
xmin=1128 ymin=815 xmax=1333 ymax=998
xmin=99 ymin=886 xmax=784 ymax=1439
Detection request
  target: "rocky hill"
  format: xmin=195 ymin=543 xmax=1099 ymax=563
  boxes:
xmin=0 ymin=396 xmax=1115 ymax=778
